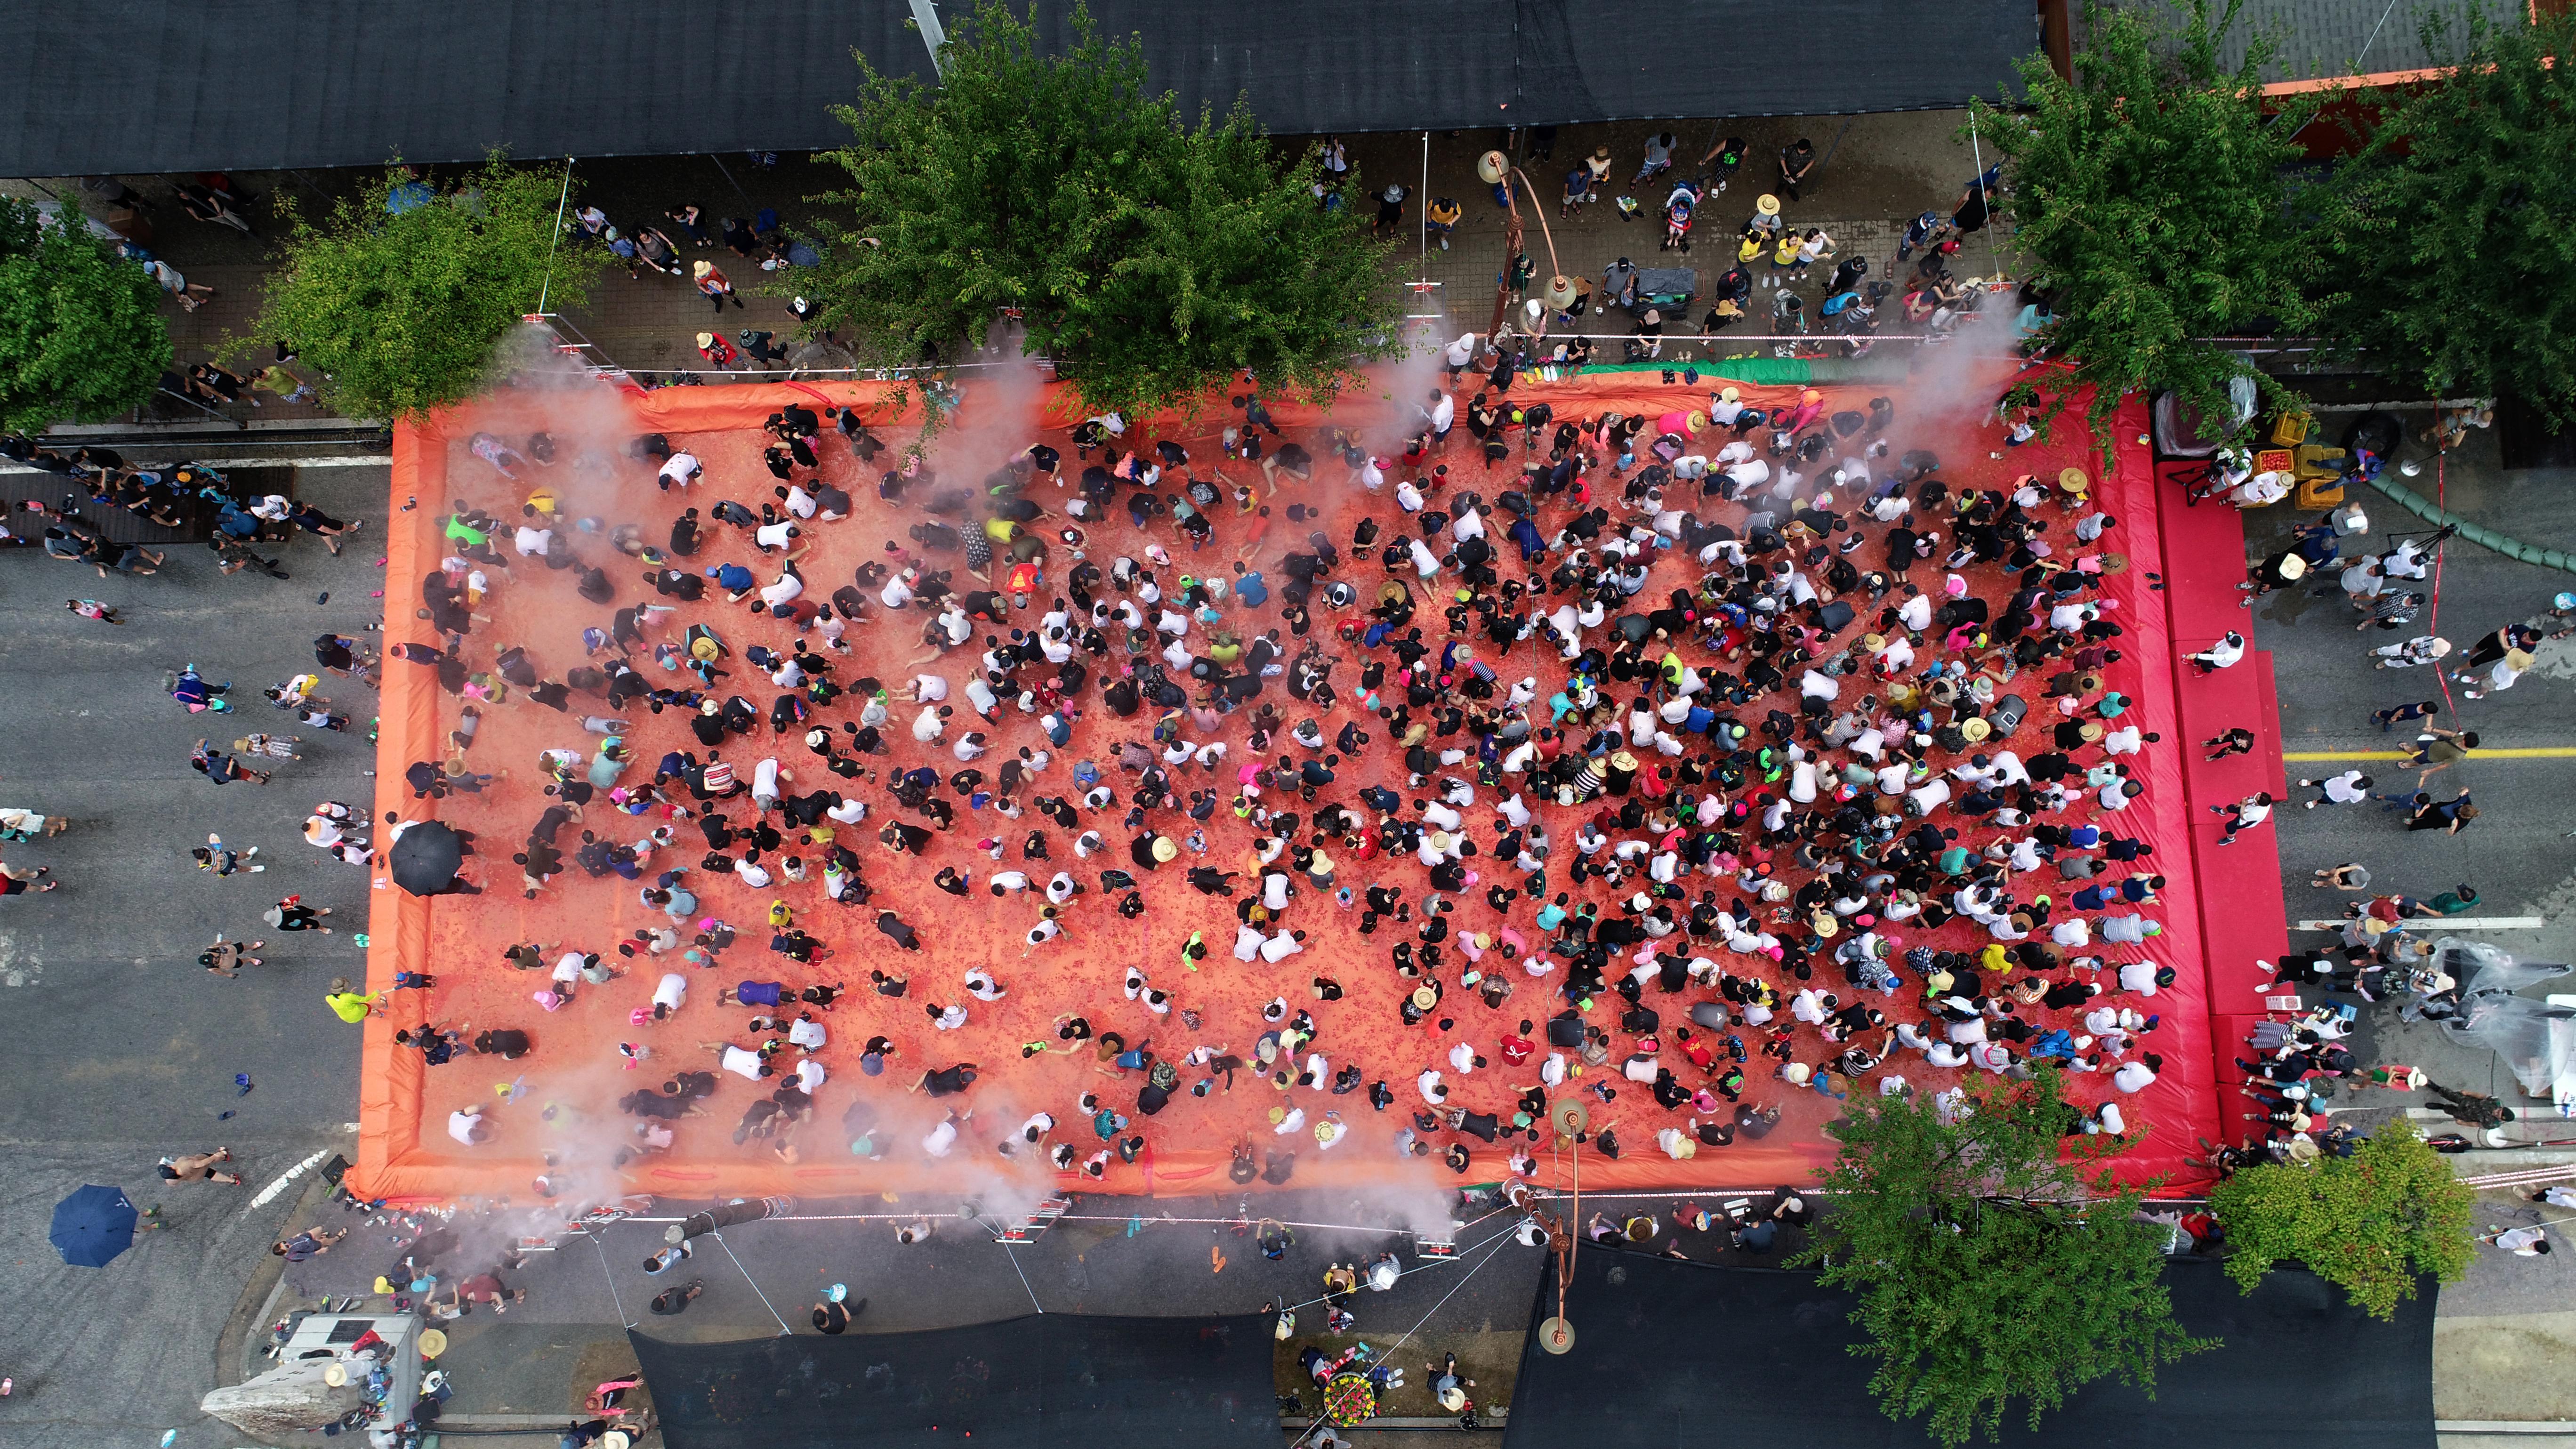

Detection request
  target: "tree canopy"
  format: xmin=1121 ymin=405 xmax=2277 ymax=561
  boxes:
xmin=1973 ymin=0 xmax=2325 ymax=443
xmin=2207 ymin=1120 xmax=2476 ymax=1320
xmin=804 ymin=0 xmax=1400 ymax=420
xmin=2321 ymin=7 xmax=2576 ymax=425
xmin=0 ymin=198 xmax=170 ymax=433
xmin=1793 ymin=1070 xmax=2214 ymax=1446
xmin=240 ymin=155 xmax=596 ymax=421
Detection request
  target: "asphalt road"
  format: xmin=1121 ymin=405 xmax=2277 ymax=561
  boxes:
xmin=2258 ymin=421 xmax=2576 ymax=1118
xmin=0 ymin=461 xmax=391 ymax=1449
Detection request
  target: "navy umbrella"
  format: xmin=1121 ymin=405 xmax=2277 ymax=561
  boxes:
xmin=50 ymin=1184 xmax=138 ymax=1267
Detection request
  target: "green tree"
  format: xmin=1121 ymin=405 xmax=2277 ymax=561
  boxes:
xmin=0 ymin=197 xmax=170 ymax=432
xmin=1971 ymin=0 xmax=2325 ymax=443
xmin=805 ymin=0 xmax=1399 ymax=420
xmin=2206 ymin=1120 xmax=2476 ymax=1320
xmin=241 ymin=155 xmax=597 ymax=421
xmin=2324 ymin=8 xmax=2576 ymax=424
xmin=1792 ymin=1070 xmax=2214 ymax=1446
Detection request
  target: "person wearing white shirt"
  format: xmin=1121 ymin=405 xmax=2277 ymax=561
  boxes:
xmin=754 ymin=519 xmax=796 ymax=551
xmin=2112 ymin=1056 xmax=2158 ymax=1093
xmin=2299 ymin=769 xmax=2371 ymax=808
xmin=789 ymin=1016 xmax=828 ymax=1051
xmin=652 ymin=973 xmax=688 ymax=1017
xmin=448 ymin=1106 xmax=490 ymax=1145
xmin=719 ymin=1045 xmax=766 ymax=1080
xmin=2189 ymin=630 xmax=2246 ymax=672
xmin=657 ymin=452 xmax=701 ymax=490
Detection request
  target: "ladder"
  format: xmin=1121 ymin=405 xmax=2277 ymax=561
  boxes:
xmin=995 ymin=1196 xmax=1073 ymax=1243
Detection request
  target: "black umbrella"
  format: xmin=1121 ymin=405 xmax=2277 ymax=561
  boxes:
xmin=388 ymin=821 xmax=463 ymax=895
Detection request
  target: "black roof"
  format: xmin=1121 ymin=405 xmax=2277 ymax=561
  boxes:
xmin=2 ymin=0 xmax=2034 ymax=176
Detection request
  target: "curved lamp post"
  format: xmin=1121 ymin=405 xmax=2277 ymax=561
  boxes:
xmin=1477 ymin=150 xmax=1578 ymax=340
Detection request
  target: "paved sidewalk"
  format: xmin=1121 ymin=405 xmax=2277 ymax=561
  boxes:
xmin=9 ymin=111 xmax=2005 ymax=421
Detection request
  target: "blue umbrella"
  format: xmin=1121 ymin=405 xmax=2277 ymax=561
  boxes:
xmin=50 ymin=1184 xmax=138 ymax=1267
xmin=386 ymin=181 xmax=435 ymax=215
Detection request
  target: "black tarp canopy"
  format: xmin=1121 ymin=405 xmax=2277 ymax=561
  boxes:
xmin=3 ymin=0 xmax=2034 ymax=177
xmin=630 ymin=1312 xmax=1278 ymax=1449
xmin=1504 ymin=1247 xmax=2438 ymax=1449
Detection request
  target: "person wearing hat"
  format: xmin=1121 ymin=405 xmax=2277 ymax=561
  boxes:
xmin=1748 ymin=193 xmax=1785 ymax=242
xmin=2456 ymin=647 xmax=2534 ymax=700
xmin=692 ymin=259 xmax=742 ymax=313
xmin=1427 ymin=1352 xmax=1476 ymax=1413
xmin=2238 ymin=546 xmax=2308 ymax=604
xmin=693 ymin=331 xmax=737 ymax=369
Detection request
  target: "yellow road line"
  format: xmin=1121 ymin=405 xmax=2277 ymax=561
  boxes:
xmin=2281 ymin=747 xmax=2576 ymax=761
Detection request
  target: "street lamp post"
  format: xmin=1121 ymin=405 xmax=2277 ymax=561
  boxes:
xmin=1477 ymin=150 xmax=1578 ymax=343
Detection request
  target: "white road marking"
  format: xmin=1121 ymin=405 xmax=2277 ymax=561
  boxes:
xmin=2292 ymin=917 xmax=2544 ymax=931
xmin=0 ymin=933 xmax=36 ymax=988
xmin=249 ymin=1147 xmax=335 ymax=1207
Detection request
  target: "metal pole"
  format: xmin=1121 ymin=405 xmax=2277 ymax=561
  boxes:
xmin=1965 ymin=106 xmax=2003 ymax=282
xmin=536 ymin=158 xmax=575 ymax=314
xmin=1811 ymin=115 xmax=1857 ymax=182
xmin=709 ymin=153 xmax=757 ymax=206
xmin=1420 ymin=130 xmax=1430 ymax=266
xmin=1488 ymin=195 xmax=1522 ymax=340
xmin=1512 ymin=169 xmax=1564 ymax=280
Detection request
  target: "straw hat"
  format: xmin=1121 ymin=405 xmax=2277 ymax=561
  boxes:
xmin=2058 ymin=467 xmax=2089 ymax=493
xmin=419 ymin=1328 xmax=449 ymax=1358
xmin=1960 ymin=716 xmax=1992 ymax=743
xmin=1439 ymin=1386 xmax=1469 ymax=1411
xmin=1412 ymin=986 xmax=1439 ymax=1010
xmin=695 ymin=332 xmax=715 ymax=348
xmin=1151 ymin=836 xmax=1178 ymax=863
xmin=323 ymin=1364 xmax=348 ymax=1387
xmin=1686 ymin=411 xmax=1707 ymax=433
xmin=691 ymin=260 xmax=714 ymax=279
xmin=2276 ymin=554 xmax=2308 ymax=580
xmin=1756 ymin=194 xmax=1781 ymax=215
xmin=1861 ymin=632 xmax=1887 ymax=653
xmin=1719 ymin=386 xmax=1741 ymax=403
xmin=2077 ymin=721 xmax=2104 ymax=742
xmin=1593 ymin=146 xmax=1611 ymax=161
xmin=603 ymin=1434 xmax=633 ymax=1449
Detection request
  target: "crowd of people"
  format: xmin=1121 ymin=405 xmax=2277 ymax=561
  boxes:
xmin=337 ymin=342 xmax=2237 ymax=1193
